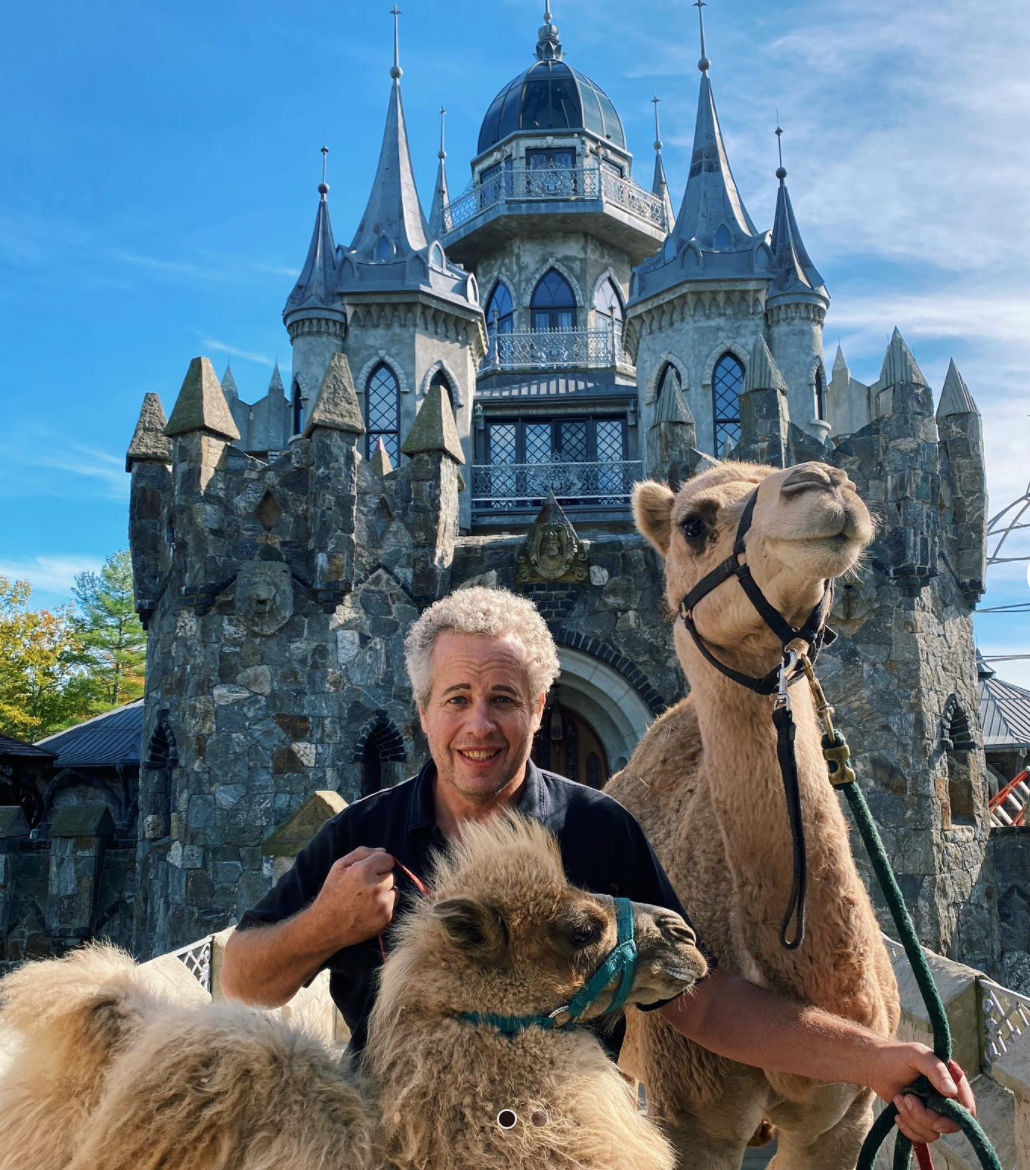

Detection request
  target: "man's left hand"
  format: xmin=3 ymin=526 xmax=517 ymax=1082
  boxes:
xmin=868 ymin=1046 xmax=975 ymax=1145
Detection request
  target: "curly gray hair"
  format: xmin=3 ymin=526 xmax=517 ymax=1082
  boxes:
xmin=404 ymin=586 xmax=561 ymax=708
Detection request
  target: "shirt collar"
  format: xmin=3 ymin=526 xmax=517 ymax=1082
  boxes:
xmin=406 ymin=756 xmax=550 ymax=836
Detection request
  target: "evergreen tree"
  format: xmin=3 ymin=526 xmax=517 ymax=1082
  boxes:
xmin=71 ymin=551 xmax=146 ymax=711
xmin=0 ymin=576 xmax=82 ymax=739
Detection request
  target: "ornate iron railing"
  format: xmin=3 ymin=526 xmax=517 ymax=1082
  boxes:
xmin=490 ymin=324 xmax=625 ymax=370
xmin=170 ymin=935 xmax=213 ymax=993
xmin=443 ymin=164 xmax=668 ymax=232
xmin=471 ymin=460 xmax=642 ymax=510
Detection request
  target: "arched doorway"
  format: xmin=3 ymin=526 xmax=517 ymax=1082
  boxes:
xmin=532 ymin=694 xmax=610 ymax=788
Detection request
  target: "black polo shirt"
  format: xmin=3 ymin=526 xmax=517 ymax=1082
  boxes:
xmin=237 ymin=759 xmax=710 ymax=1061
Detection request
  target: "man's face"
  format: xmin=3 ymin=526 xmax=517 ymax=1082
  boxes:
xmin=418 ymin=631 xmax=546 ymax=804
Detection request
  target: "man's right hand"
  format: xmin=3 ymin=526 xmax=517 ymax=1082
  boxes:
xmin=309 ymin=846 xmax=398 ymax=950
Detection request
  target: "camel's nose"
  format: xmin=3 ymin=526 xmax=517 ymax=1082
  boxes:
xmin=781 ymin=463 xmax=850 ymax=497
xmin=657 ymin=913 xmax=696 ymax=947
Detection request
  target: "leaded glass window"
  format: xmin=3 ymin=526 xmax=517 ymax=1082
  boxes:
xmin=531 ymin=269 xmax=576 ymax=332
xmin=713 ymin=353 xmax=744 ymax=454
xmin=486 ymin=283 xmax=514 ymax=339
xmin=593 ymin=278 xmax=623 ymax=327
xmin=815 ymin=366 xmax=826 ymax=421
xmin=430 ymin=368 xmax=455 ymax=412
xmin=291 ymin=379 xmax=304 ymax=436
xmin=365 ymin=363 xmax=400 ymax=463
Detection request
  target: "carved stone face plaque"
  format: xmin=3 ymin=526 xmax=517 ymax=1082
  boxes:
xmin=235 ymin=560 xmax=294 ymax=635
xmin=516 ymin=494 xmax=589 ymax=584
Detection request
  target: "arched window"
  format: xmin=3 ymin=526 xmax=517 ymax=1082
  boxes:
xmin=291 ymin=378 xmax=304 ymax=436
xmin=593 ymin=278 xmax=623 ymax=328
xmin=656 ymin=362 xmax=682 ymax=404
xmin=712 ymin=353 xmax=744 ymax=454
xmin=429 ymin=368 xmax=455 ymax=412
xmin=531 ymin=269 xmax=576 ymax=332
xmin=374 ymin=234 xmax=395 ymax=261
xmin=485 ymin=283 xmax=514 ymax=340
xmin=814 ymin=366 xmax=826 ymax=421
xmin=365 ymin=363 xmax=400 ymax=464
xmin=355 ymin=714 xmax=406 ymax=798
xmin=714 ymin=224 xmax=732 ymax=249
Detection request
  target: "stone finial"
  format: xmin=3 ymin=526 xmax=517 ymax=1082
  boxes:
xmin=268 ymin=362 xmax=286 ymax=396
xmin=0 ymin=806 xmax=30 ymax=838
xmin=262 ymin=791 xmax=347 ymax=858
xmin=515 ymin=493 xmax=588 ymax=584
xmin=401 ymin=382 xmax=465 ymax=464
xmin=126 ymin=392 xmax=174 ymax=471
xmin=221 ymin=365 xmax=239 ymax=399
xmin=879 ymin=327 xmax=928 ymax=390
xmin=937 ymin=359 xmax=978 ymax=418
xmin=49 ymin=804 xmax=116 ymax=838
xmin=164 ymin=357 xmax=241 ymax=441
xmin=832 ymin=343 xmax=849 ymax=377
xmin=745 ymin=337 xmax=788 ymax=395
xmin=370 ymin=436 xmax=394 ymax=476
xmin=303 ymin=353 xmax=365 ymax=438
xmin=652 ymin=372 xmax=694 ymax=427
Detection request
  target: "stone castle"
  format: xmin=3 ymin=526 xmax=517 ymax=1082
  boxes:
xmin=3 ymin=5 xmax=1026 ymax=987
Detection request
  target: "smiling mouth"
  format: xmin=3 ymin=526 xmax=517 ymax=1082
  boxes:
xmin=457 ymin=748 xmax=503 ymax=762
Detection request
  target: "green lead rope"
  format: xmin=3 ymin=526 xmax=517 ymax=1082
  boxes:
xmin=823 ymin=728 xmax=1003 ymax=1170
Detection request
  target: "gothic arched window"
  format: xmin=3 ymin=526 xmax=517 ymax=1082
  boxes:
xmin=531 ymin=269 xmax=576 ymax=332
xmin=365 ymin=363 xmax=400 ymax=464
xmin=593 ymin=278 xmax=623 ymax=328
xmin=485 ymin=282 xmax=514 ymax=338
xmin=814 ymin=366 xmax=826 ymax=421
xmin=713 ymin=353 xmax=744 ymax=454
xmin=430 ymin=368 xmax=455 ymax=412
xmin=291 ymin=378 xmax=304 ymax=436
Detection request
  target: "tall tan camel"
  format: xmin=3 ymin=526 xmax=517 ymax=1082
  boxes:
xmin=0 ymin=813 xmax=707 ymax=1170
xmin=606 ymin=460 xmax=900 ymax=1170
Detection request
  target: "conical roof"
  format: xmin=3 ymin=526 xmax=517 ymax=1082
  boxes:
xmin=164 ymin=357 xmax=240 ymax=441
xmin=745 ymin=337 xmax=788 ymax=394
xmin=769 ymin=173 xmax=826 ymax=304
xmin=283 ymin=187 xmax=341 ymax=320
xmin=303 ymin=353 xmax=364 ymax=437
xmin=126 ymin=392 xmax=173 ymax=471
xmin=879 ymin=328 xmax=928 ymax=390
xmin=268 ymin=363 xmax=286 ymax=396
xmin=428 ymin=108 xmax=450 ymax=239
xmin=652 ymin=369 xmax=693 ymax=426
xmin=221 ymin=364 xmax=239 ymax=399
xmin=669 ymin=71 xmax=758 ymax=252
xmin=937 ymin=359 xmax=978 ymax=418
xmin=401 ymin=382 xmax=465 ymax=464
xmin=652 ymin=150 xmax=675 ymax=234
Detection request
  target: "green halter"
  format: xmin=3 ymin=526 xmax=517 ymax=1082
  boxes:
xmin=458 ymin=897 xmax=638 ymax=1036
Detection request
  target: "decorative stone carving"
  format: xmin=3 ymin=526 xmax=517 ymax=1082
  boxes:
xmin=235 ymin=556 xmax=294 ymax=636
xmin=516 ymin=494 xmax=588 ymax=584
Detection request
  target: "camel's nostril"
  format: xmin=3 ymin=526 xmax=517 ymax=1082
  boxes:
xmin=660 ymin=916 xmax=696 ymax=946
xmin=781 ymin=467 xmax=833 ymax=496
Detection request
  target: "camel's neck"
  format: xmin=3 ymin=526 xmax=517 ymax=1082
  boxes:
xmin=687 ymin=651 xmax=884 ymax=1008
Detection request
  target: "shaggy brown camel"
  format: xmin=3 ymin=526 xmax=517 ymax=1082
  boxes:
xmin=0 ymin=813 xmax=707 ymax=1170
xmin=606 ymin=460 xmax=901 ymax=1170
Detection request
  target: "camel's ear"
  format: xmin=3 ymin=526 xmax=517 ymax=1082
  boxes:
xmin=633 ymin=481 xmax=676 ymax=555
xmin=431 ymin=897 xmax=508 ymax=964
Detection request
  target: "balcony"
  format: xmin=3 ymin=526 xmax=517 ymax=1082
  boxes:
xmin=471 ymin=460 xmax=642 ymax=517
xmin=442 ymin=165 xmax=669 ymax=267
xmin=484 ymin=324 xmax=628 ymax=372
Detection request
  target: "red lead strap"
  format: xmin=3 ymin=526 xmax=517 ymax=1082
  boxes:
xmin=914 ymin=1144 xmax=934 ymax=1170
xmin=378 ymin=862 xmax=431 ymax=962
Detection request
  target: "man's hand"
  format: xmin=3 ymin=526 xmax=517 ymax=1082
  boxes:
xmin=867 ymin=1047 xmax=975 ymax=1145
xmin=309 ymin=846 xmax=398 ymax=950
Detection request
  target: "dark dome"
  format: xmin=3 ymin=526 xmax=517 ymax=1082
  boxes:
xmin=477 ymin=60 xmax=626 ymax=155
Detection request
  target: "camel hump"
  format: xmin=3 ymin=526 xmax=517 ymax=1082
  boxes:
xmin=605 ymin=697 xmax=701 ymax=817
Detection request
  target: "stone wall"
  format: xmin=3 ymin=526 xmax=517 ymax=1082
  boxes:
xmin=992 ymin=828 xmax=1030 ymax=993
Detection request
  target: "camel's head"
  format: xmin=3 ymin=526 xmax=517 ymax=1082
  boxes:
xmin=634 ymin=460 xmax=873 ymax=677
xmin=379 ymin=814 xmax=706 ymax=1029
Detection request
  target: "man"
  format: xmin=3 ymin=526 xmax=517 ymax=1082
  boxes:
xmin=221 ymin=587 xmax=973 ymax=1147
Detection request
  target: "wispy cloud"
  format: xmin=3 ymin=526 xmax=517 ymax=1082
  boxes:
xmin=0 ymin=554 xmax=103 ymax=601
xmin=199 ymin=337 xmax=275 ymax=367
xmin=0 ymin=437 xmax=129 ymax=502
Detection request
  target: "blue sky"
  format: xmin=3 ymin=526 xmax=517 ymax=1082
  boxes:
xmin=2 ymin=0 xmax=1029 ymax=677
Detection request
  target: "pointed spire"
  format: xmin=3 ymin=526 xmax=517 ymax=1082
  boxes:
xmin=429 ymin=106 xmax=450 ymax=239
xmin=879 ymin=328 xmax=928 ymax=390
xmin=650 ymin=96 xmax=676 ymax=231
xmin=653 ymin=369 xmax=694 ymax=427
xmin=303 ymin=353 xmax=365 ymax=438
xmin=832 ymin=343 xmax=849 ymax=377
xmin=768 ymin=124 xmax=827 ymax=302
xmin=164 ymin=357 xmax=240 ymax=441
xmin=346 ymin=7 xmax=429 ymax=265
xmin=283 ymin=146 xmax=341 ymax=318
xmin=937 ymin=359 xmax=978 ymax=418
xmin=745 ymin=337 xmax=788 ymax=395
xmin=220 ymin=364 xmax=239 ymax=399
xmin=535 ymin=2 xmax=564 ymax=61
xmin=268 ymin=362 xmax=286 ymax=396
xmin=126 ymin=392 xmax=173 ymax=471
xmin=370 ymin=436 xmax=394 ymax=476
xmin=401 ymin=382 xmax=465 ymax=464
xmin=669 ymin=9 xmax=758 ymax=252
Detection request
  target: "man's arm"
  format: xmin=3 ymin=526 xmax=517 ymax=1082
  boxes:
xmin=660 ymin=969 xmax=976 ymax=1147
xmin=220 ymin=846 xmax=396 ymax=1007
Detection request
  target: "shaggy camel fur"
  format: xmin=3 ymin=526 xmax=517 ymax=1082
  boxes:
xmin=0 ymin=813 xmax=706 ymax=1170
xmin=606 ymin=460 xmax=901 ymax=1170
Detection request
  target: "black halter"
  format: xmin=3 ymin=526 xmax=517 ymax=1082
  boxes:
xmin=676 ymin=486 xmax=837 ymax=949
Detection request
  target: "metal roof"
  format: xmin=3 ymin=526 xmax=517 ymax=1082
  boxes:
xmin=35 ymin=700 xmax=144 ymax=769
xmin=979 ymin=660 xmax=1030 ymax=750
xmin=0 ymin=734 xmax=56 ymax=762
xmin=476 ymin=373 xmax=631 ymax=400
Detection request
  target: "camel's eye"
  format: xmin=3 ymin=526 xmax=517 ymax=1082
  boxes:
xmin=569 ymin=920 xmax=603 ymax=948
xmin=680 ymin=515 xmax=707 ymax=543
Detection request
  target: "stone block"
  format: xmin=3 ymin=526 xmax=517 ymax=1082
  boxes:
xmin=0 ymin=807 xmax=30 ymax=839
xmin=262 ymin=791 xmax=347 ymax=859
